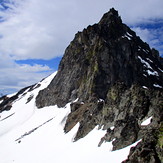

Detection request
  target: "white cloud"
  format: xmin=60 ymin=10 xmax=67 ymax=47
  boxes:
xmin=19 ymin=64 xmax=51 ymax=72
xmin=0 ymin=0 xmax=163 ymax=60
xmin=115 ymin=0 xmax=163 ymax=24
xmin=133 ymin=27 xmax=163 ymax=56
xmin=132 ymin=27 xmax=155 ymax=43
xmin=0 ymin=54 xmax=52 ymax=94
xmin=0 ymin=0 xmax=163 ymax=94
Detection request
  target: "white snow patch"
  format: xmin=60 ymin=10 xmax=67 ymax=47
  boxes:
xmin=121 ymin=32 xmax=133 ymax=40
xmin=0 ymin=72 xmax=57 ymax=136
xmin=138 ymin=56 xmax=152 ymax=69
xmin=146 ymin=58 xmax=153 ymax=63
xmin=142 ymin=49 xmax=148 ymax=54
xmin=110 ymin=126 xmax=115 ymax=130
xmin=138 ymin=56 xmax=159 ymax=76
xmin=142 ymin=86 xmax=148 ymax=89
xmin=146 ymin=70 xmax=159 ymax=76
xmin=7 ymin=92 xmax=17 ymax=98
xmin=158 ymin=68 xmax=163 ymax=73
xmin=98 ymin=99 xmax=104 ymax=103
xmin=126 ymin=32 xmax=133 ymax=37
xmin=137 ymin=46 xmax=149 ymax=54
xmin=153 ymin=84 xmax=162 ymax=88
xmin=141 ymin=117 xmax=152 ymax=126
xmin=73 ymin=98 xmax=79 ymax=102
xmin=37 ymin=71 xmax=57 ymax=90
xmin=122 ymin=35 xmax=131 ymax=40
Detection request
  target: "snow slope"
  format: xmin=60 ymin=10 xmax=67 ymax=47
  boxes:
xmin=0 ymin=72 xmax=140 ymax=163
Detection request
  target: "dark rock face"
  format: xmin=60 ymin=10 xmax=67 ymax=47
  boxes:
xmin=123 ymin=124 xmax=163 ymax=163
xmin=0 ymin=83 xmax=40 ymax=113
xmin=0 ymin=86 xmax=31 ymax=113
xmin=36 ymin=8 xmax=163 ymax=162
xmin=36 ymin=8 xmax=163 ymax=108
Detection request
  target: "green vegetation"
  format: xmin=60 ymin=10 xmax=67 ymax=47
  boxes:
xmin=157 ymin=122 xmax=163 ymax=162
xmin=158 ymin=123 xmax=163 ymax=149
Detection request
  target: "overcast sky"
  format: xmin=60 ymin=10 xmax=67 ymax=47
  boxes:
xmin=0 ymin=0 xmax=163 ymax=95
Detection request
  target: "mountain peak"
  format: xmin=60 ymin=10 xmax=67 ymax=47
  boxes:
xmin=1 ymin=8 xmax=162 ymax=163
xmin=99 ymin=8 xmax=121 ymax=25
xmin=35 ymin=10 xmax=163 ymax=161
xmin=36 ymin=8 xmax=162 ymax=108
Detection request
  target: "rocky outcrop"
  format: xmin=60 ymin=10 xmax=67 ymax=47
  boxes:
xmin=122 ymin=123 xmax=163 ymax=163
xmin=35 ymin=8 xmax=163 ymax=162
xmin=0 ymin=84 xmax=40 ymax=113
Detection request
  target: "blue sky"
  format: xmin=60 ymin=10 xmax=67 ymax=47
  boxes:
xmin=0 ymin=0 xmax=163 ymax=95
xmin=15 ymin=57 xmax=61 ymax=71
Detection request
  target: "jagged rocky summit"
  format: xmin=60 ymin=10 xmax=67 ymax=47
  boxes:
xmin=1 ymin=8 xmax=162 ymax=163
xmin=36 ymin=8 xmax=163 ymax=108
xmin=36 ymin=8 xmax=163 ymax=162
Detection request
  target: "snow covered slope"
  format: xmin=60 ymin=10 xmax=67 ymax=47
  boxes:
xmin=0 ymin=72 xmax=140 ymax=163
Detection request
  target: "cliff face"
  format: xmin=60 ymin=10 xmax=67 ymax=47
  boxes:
xmin=36 ymin=8 xmax=163 ymax=162
xmin=36 ymin=8 xmax=162 ymax=108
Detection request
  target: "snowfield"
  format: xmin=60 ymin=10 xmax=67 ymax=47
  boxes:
xmin=0 ymin=72 xmax=140 ymax=163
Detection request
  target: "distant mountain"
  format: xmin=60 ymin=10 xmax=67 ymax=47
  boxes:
xmin=0 ymin=8 xmax=163 ymax=163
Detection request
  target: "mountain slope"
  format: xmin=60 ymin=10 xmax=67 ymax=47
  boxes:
xmin=36 ymin=8 xmax=163 ymax=162
xmin=0 ymin=72 xmax=141 ymax=163
xmin=0 ymin=8 xmax=163 ymax=163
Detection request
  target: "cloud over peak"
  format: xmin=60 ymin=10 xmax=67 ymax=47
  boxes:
xmin=0 ymin=0 xmax=163 ymax=94
xmin=0 ymin=0 xmax=163 ymax=60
